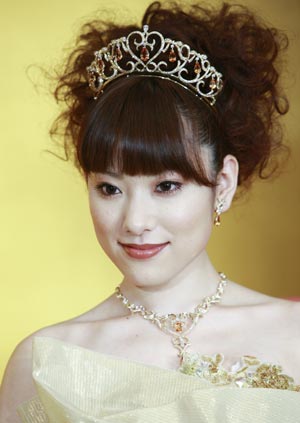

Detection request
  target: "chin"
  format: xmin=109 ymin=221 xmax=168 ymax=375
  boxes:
xmin=120 ymin=266 xmax=175 ymax=289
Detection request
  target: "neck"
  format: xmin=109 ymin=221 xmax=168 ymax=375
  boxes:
xmin=118 ymin=252 xmax=224 ymax=315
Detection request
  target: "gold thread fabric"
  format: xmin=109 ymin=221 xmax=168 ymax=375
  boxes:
xmin=17 ymin=337 xmax=300 ymax=423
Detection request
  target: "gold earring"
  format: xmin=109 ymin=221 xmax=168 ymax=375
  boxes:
xmin=214 ymin=198 xmax=225 ymax=226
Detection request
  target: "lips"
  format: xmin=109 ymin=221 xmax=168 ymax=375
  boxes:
xmin=119 ymin=242 xmax=169 ymax=259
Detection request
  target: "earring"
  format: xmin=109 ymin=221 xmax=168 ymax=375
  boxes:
xmin=214 ymin=198 xmax=225 ymax=226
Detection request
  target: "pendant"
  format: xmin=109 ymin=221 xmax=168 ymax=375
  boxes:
xmin=157 ymin=314 xmax=199 ymax=358
xmin=172 ymin=334 xmax=191 ymax=357
xmin=159 ymin=313 xmax=198 ymax=336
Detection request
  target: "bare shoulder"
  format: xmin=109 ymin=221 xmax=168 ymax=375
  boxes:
xmin=0 ymin=296 xmax=122 ymax=420
xmin=221 ymin=281 xmax=300 ymax=379
xmin=269 ymin=299 xmax=300 ymax=376
xmin=259 ymin=294 xmax=300 ymax=337
xmin=225 ymin=279 xmax=300 ymax=346
xmin=0 ymin=321 xmax=71 ymax=421
xmin=274 ymin=298 xmax=300 ymax=337
xmin=0 ymin=332 xmax=38 ymax=422
xmin=0 ymin=313 xmax=93 ymax=423
xmin=227 ymin=279 xmax=300 ymax=313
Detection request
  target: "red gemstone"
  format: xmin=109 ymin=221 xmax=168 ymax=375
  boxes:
xmin=169 ymin=48 xmax=177 ymax=63
xmin=140 ymin=46 xmax=150 ymax=62
xmin=115 ymin=47 xmax=123 ymax=61
xmin=194 ymin=61 xmax=201 ymax=74
xmin=97 ymin=59 xmax=104 ymax=71
xmin=88 ymin=72 xmax=95 ymax=86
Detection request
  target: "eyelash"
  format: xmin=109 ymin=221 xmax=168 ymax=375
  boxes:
xmin=95 ymin=181 xmax=183 ymax=197
xmin=156 ymin=181 xmax=183 ymax=194
xmin=96 ymin=183 xmax=120 ymax=197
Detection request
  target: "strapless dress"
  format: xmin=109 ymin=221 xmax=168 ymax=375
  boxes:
xmin=17 ymin=336 xmax=300 ymax=422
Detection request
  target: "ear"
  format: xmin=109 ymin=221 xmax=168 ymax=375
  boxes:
xmin=214 ymin=154 xmax=239 ymax=212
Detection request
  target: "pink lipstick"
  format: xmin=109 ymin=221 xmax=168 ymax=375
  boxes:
xmin=119 ymin=242 xmax=169 ymax=259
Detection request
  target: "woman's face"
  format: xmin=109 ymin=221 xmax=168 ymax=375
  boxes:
xmin=87 ymin=170 xmax=216 ymax=288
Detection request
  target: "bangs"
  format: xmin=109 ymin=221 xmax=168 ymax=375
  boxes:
xmin=79 ymin=76 xmax=219 ymax=186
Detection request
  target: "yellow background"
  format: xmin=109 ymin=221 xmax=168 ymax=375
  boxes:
xmin=0 ymin=0 xmax=299 ymax=382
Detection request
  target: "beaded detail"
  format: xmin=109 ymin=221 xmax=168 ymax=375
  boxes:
xmin=179 ymin=352 xmax=300 ymax=391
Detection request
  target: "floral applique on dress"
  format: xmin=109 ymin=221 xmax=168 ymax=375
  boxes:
xmin=179 ymin=352 xmax=300 ymax=391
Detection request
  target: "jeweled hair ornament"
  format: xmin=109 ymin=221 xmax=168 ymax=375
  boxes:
xmin=87 ymin=25 xmax=223 ymax=106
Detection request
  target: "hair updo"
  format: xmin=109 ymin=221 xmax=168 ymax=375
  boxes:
xmin=50 ymin=1 xmax=289 ymax=194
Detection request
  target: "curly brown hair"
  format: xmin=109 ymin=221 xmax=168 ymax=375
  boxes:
xmin=49 ymin=1 xmax=289 ymax=192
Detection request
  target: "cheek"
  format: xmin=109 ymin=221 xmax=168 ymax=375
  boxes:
xmin=164 ymin=194 xmax=214 ymax=249
xmin=166 ymin=198 xmax=213 ymax=231
xmin=89 ymin=196 xmax=117 ymax=242
xmin=179 ymin=210 xmax=212 ymax=246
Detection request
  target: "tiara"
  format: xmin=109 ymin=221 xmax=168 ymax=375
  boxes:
xmin=87 ymin=25 xmax=223 ymax=106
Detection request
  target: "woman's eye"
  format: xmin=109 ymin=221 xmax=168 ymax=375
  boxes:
xmin=156 ymin=181 xmax=182 ymax=194
xmin=96 ymin=183 xmax=121 ymax=196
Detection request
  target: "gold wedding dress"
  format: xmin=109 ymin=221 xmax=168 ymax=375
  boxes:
xmin=18 ymin=336 xmax=300 ymax=423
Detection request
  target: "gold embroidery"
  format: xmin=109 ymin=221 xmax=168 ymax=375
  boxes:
xmin=179 ymin=353 xmax=300 ymax=391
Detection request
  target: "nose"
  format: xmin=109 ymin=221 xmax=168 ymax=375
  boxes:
xmin=122 ymin=193 xmax=156 ymax=235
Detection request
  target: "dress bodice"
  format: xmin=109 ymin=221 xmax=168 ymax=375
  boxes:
xmin=17 ymin=336 xmax=300 ymax=423
xmin=179 ymin=351 xmax=300 ymax=391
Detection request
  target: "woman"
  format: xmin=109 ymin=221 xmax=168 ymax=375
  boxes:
xmin=0 ymin=1 xmax=299 ymax=422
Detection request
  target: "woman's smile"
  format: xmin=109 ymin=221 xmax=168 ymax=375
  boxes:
xmin=118 ymin=242 xmax=170 ymax=260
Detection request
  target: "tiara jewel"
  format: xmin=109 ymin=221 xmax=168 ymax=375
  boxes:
xmin=87 ymin=25 xmax=223 ymax=106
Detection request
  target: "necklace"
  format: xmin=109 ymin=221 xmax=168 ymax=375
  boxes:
xmin=115 ymin=272 xmax=227 ymax=360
